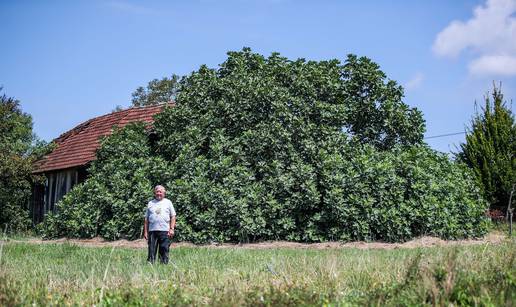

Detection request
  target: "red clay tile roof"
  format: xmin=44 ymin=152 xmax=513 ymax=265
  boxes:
xmin=33 ymin=104 xmax=170 ymax=173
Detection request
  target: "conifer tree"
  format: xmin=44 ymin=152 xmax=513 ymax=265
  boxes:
xmin=458 ymin=85 xmax=516 ymax=211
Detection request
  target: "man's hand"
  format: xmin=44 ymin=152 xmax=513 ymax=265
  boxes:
xmin=168 ymin=229 xmax=175 ymax=238
xmin=144 ymin=232 xmax=148 ymax=240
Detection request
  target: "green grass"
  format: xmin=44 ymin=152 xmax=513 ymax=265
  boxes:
xmin=0 ymin=239 xmax=514 ymax=306
xmin=489 ymin=220 xmax=516 ymax=238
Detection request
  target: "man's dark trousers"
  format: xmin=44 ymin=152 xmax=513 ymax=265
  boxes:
xmin=147 ymin=231 xmax=170 ymax=264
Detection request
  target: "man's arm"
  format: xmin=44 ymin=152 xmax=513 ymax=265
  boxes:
xmin=144 ymin=218 xmax=148 ymax=240
xmin=168 ymin=216 xmax=176 ymax=238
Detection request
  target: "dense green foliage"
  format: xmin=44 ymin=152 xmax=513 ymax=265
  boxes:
xmin=342 ymin=55 xmax=426 ymax=149
xmin=39 ymin=123 xmax=171 ymax=240
xmin=457 ymin=86 xmax=516 ymax=211
xmin=40 ymin=49 xmax=488 ymax=242
xmin=157 ymin=144 xmax=487 ymax=243
xmin=152 ymin=49 xmax=485 ymax=242
xmin=320 ymin=145 xmax=488 ymax=242
xmin=1 ymin=242 xmax=514 ymax=306
xmin=131 ymin=74 xmax=180 ymax=107
xmin=0 ymin=91 xmax=45 ymax=233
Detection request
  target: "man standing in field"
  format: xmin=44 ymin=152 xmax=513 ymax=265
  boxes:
xmin=144 ymin=185 xmax=176 ymax=264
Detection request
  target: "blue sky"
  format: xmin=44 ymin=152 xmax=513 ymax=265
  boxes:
xmin=1 ymin=0 xmax=515 ymax=153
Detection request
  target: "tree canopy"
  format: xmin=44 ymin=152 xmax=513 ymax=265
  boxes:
xmin=131 ymin=74 xmax=180 ymax=107
xmin=0 ymin=90 xmax=38 ymax=232
xmin=0 ymin=91 xmax=33 ymax=155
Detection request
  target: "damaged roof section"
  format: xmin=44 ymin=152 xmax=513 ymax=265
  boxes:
xmin=33 ymin=104 xmax=169 ymax=173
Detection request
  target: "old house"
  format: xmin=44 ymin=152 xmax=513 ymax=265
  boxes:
xmin=30 ymin=104 xmax=167 ymax=224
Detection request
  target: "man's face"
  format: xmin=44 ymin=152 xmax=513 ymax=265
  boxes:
xmin=154 ymin=188 xmax=165 ymax=200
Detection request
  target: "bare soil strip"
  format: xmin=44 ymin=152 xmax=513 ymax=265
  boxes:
xmin=3 ymin=233 xmax=508 ymax=250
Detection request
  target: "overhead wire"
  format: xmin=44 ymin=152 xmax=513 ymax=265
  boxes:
xmin=424 ymin=131 xmax=466 ymax=139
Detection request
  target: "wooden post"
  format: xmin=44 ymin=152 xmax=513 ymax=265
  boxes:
xmin=508 ymin=184 xmax=515 ymax=236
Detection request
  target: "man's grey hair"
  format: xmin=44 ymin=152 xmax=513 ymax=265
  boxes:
xmin=154 ymin=185 xmax=166 ymax=191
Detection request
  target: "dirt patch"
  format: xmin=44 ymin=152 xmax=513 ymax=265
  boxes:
xmin=3 ymin=232 xmax=508 ymax=250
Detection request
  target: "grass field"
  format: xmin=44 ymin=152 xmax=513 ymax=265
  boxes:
xmin=0 ymin=238 xmax=514 ymax=306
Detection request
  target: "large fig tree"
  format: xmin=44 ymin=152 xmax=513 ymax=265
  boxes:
xmin=152 ymin=48 xmax=485 ymax=243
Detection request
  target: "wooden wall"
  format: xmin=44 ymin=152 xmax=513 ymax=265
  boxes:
xmin=30 ymin=166 xmax=88 ymax=224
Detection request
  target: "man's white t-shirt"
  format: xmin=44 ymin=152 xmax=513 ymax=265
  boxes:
xmin=145 ymin=198 xmax=176 ymax=231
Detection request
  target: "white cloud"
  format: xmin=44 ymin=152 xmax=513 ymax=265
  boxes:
xmin=433 ymin=0 xmax=516 ymax=76
xmin=404 ymin=72 xmax=424 ymax=90
xmin=469 ymin=55 xmax=516 ymax=75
